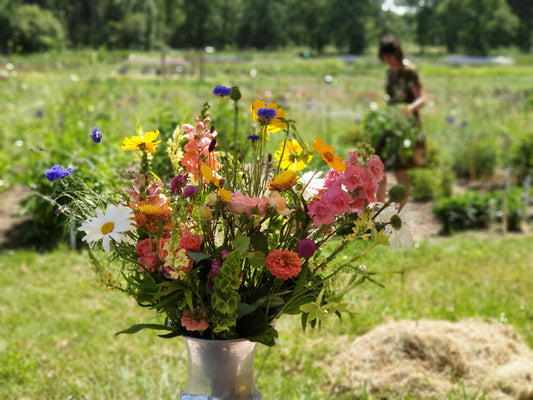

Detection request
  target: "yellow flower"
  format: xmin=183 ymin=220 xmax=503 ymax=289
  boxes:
xmin=250 ymin=99 xmax=287 ymax=133
xmin=200 ymin=164 xmax=220 ymax=188
xmin=312 ymin=138 xmax=346 ymax=172
xmin=275 ymin=140 xmax=312 ymax=171
xmin=218 ymin=188 xmax=232 ymax=202
xmin=198 ymin=206 xmax=212 ymax=219
xmin=269 ymin=170 xmax=297 ymax=192
xmin=122 ymin=125 xmax=161 ymax=153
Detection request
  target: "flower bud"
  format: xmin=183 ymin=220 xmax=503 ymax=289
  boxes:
xmin=206 ymin=192 xmax=218 ymax=206
xmin=388 ymin=184 xmax=408 ymax=203
xmin=230 ymin=86 xmax=241 ymax=102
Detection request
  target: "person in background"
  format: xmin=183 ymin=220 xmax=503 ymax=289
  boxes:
xmin=376 ymin=34 xmax=426 ymax=210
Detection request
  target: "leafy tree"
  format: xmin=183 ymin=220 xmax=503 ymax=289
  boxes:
xmin=10 ymin=4 xmax=66 ymax=52
xmin=507 ymin=0 xmax=533 ymax=52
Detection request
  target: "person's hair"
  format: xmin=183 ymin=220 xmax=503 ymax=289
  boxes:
xmin=378 ymin=35 xmax=403 ymax=62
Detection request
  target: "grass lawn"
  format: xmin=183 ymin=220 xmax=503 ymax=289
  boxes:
xmin=1 ymin=230 xmax=531 ymax=399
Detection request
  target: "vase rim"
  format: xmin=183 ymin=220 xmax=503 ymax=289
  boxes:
xmin=182 ymin=335 xmax=251 ymax=344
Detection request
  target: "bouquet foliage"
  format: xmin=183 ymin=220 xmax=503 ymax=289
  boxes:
xmin=47 ymin=86 xmax=413 ymax=346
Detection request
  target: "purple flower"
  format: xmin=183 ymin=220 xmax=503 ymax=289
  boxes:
xmin=45 ymin=164 xmax=73 ymax=182
xmin=296 ymin=238 xmax=316 ymax=258
xmin=257 ymin=108 xmax=277 ymax=120
xmin=170 ymin=174 xmax=188 ymax=195
xmin=247 ymin=134 xmax=260 ymax=142
xmin=182 ymin=185 xmax=199 ymax=199
xmin=445 ymin=116 xmax=455 ymax=125
xmin=90 ymin=127 xmax=103 ymax=143
xmin=213 ymin=85 xmax=231 ymax=97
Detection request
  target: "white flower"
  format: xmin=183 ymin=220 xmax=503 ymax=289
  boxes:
xmin=78 ymin=204 xmax=135 ymax=253
xmin=298 ymin=171 xmax=325 ymax=200
xmin=375 ymin=205 xmax=414 ymax=252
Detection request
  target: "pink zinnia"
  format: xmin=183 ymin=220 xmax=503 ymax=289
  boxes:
xmin=179 ymin=230 xmax=202 ymax=252
xmin=181 ymin=307 xmax=209 ymax=331
xmin=266 ymin=249 xmax=302 ymax=280
xmin=135 ymin=238 xmax=158 ymax=272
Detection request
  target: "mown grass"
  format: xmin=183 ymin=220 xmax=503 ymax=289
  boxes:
xmin=1 ymin=231 xmax=531 ymax=399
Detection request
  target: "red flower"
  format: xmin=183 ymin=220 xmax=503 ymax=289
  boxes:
xmin=266 ymin=249 xmax=302 ymax=280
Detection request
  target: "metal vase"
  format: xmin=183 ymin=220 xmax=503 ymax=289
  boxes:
xmin=180 ymin=336 xmax=262 ymax=400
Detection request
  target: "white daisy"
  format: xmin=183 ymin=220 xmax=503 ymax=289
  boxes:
xmin=298 ymin=171 xmax=325 ymax=200
xmin=78 ymin=204 xmax=135 ymax=253
xmin=375 ymin=205 xmax=414 ymax=252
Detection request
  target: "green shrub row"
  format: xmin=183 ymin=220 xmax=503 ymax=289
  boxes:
xmin=431 ymin=187 xmax=527 ymax=234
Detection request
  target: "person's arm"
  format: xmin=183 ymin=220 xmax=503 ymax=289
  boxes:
xmin=403 ymin=83 xmax=425 ymax=118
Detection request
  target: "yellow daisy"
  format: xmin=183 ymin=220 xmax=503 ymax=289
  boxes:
xmin=275 ymin=139 xmax=312 ymax=171
xmin=250 ymin=99 xmax=287 ymax=133
xmin=268 ymin=170 xmax=298 ymax=192
xmin=312 ymin=138 xmax=346 ymax=172
xmin=122 ymin=125 xmax=161 ymax=153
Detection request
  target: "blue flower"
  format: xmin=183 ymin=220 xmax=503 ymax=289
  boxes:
xmin=90 ymin=127 xmax=103 ymax=143
xmin=46 ymin=164 xmax=73 ymax=182
xmin=247 ymin=134 xmax=260 ymax=142
xmin=257 ymin=108 xmax=277 ymax=120
xmin=445 ymin=116 xmax=455 ymax=125
xmin=213 ymin=85 xmax=231 ymax=97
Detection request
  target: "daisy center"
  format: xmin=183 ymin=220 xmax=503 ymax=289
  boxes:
xmin=390 ymin=214 xmax=402 ymax=230
xmin=101 ymin=222 xmax=115 ymax=234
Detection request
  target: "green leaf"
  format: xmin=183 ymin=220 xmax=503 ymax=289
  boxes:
xmin=233 ymin=234 xmax=250 ymax=253
xmin=247 ymin=326 xmax=278 ymax=347
xmin=115 ymin=323 xmax=174 ymax=336
xmin=187 ymin=251 xmax=212 ymax=264
xmin=238 ymin=302 xmax=258 ymax=316
xmin=250 ymin=231 xmax=269 ymax=254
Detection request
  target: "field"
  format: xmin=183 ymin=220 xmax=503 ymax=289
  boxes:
xmin=1 ymin=49 xmax=532 ymax=399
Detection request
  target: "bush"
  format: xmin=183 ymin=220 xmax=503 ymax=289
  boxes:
xmin=509 ymin=133 xmax=533 ymax=184
xmin=432 ymin=188 xmax=526 ymax=234
xmin=409 ymin=167 xmax=455 ymax=201
xmin=10 ymin=5 xmax=66 ymax=53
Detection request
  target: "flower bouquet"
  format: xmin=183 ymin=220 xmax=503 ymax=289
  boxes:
xmin=47 ymin=86 xmax=413 ymax=346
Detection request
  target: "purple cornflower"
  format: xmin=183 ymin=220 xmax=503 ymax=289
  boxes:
xmin=45 ymin=164 xmax=73 ymax=182
xmin=182 ymin=185 xmax=199 ymax=199
xmin=247 ymin=134 xmax=260 ymax=142
xmin=296 ymin=238 xmax=316 ymax=258
xmin=170 ymin=174 xmax=188 ymax=195
xmin=90 ymin=127 xmax=103 ymax=143
xmin=257 ymin=108 xmax=277 ymax=120
xmin=213 ymin=85 xmax=231 ymax=97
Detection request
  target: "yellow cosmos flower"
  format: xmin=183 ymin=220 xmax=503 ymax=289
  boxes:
xmin=250 ymin=99 xmax=287 ymax=133
xmin=269 ymin=170 xmax=298 ymax=192
xmin=312 ymin=138 xmax=346 ymax=172
xmin=200 ymin=164 xmax=220 ymax=187
xmin=218 ymin=188 xmax=233 ymax=202
xmin=275 ymin=139 xmax=312 ymax=171
xmin=122 ymin=125 xmax=161 ymax=153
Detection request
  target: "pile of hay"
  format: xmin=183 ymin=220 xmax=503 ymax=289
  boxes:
xmin=323 ymin=319 xmax=533 ymax=399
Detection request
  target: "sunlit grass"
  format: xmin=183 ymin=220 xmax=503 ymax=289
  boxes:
xmin=1 ymin=230 xmax=531 ymax=399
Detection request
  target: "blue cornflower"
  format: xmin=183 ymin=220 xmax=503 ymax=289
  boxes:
xmin=257 ymin=108 xmax=277 ymax=120
xmin=213 ymin=85 xmax=232 ymax=97
xmin=90 ymin=127 xmax=104 ymax=143
xmin=45 ymin=164 xmax=73 ymax=182
xmin=247 ymin=134 xmax=260 ymax=142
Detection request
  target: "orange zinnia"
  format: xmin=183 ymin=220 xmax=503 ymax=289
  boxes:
xmin=312 ymin=138 xmax=346 ymax=172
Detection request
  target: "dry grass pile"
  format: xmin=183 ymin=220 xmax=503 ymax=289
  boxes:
xmin=322 ymin=319 xmax=533 ymax=399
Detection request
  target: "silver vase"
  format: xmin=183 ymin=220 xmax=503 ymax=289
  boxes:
xmin=180 ymin=336 xmax=262 ymax=400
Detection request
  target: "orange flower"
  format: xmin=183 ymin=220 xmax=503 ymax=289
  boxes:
xmin=266 ymin=249 xmax=302 ymax=280
xmin=250 ymin=99 xmax=287 ymax=133
xmin=268 ymin=170 xmax=297 ymax=192
xmin=312 ymin=138 xmax=346 ymax=172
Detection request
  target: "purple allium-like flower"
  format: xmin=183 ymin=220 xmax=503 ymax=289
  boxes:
xmin=213 ymin=85 xmax=232 ymax=97
xmin=257 ymin=108 xmax=277 ymax=120
xmin=460 ymin=119 xmax=468 ymax=127
xmin=247 ymin=134 xmax=260 ymax=142
xmin=45 ymin=164 xmax=73 ymax=182
xmin=170 ymin=174 xmax=188 ymax=195
xmin=182 ymin=185 xmax=199 ymax=199
xmin=90 ymin=127 xmax=104 ymax=143
xmin=445 ymin=116 xmax=455 ymax=125
xmin=296 ymin=238 xmax=316 ymax=258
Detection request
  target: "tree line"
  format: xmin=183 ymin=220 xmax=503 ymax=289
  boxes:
xmin=0 ymin=0 xmax=531 ymax=55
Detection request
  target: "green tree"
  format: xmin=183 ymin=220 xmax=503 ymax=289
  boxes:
xmin=10 ymin=4 xmax=66 ymax=52
xmin=435 ymin=0 xmax=519 ymax=54
xmin=507 ymin=0 xmax=533 ymax=52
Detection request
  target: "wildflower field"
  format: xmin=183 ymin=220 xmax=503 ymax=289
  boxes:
xmin=1 ymin=48 xmax=532 ymax=399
